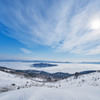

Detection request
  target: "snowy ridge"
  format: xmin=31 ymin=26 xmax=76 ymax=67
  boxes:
xmin=0 ymin=71 xmax=45 ymax=93
xmin=58 ymin=72 xmax=100 ymax=88
xmin=1 ymin=66 xmax=100 ymax=93
xmin=1 ymin=70 xmax=100 ymax=100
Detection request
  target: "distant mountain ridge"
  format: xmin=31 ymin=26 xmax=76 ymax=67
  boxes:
xmin=79 ymin=62 xmax=100 ymax=64
xmin=0 ymin=60 xmax=100 ymax=64
xmin=0 ymin=60 xmax=72 ymax=63
xmin=0 ymin=66 xmax=100 ymax=82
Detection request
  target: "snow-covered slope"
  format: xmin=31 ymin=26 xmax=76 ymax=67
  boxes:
xmin=0 ymin=71 xmax=48 ymax=93
xmin=0 ymin=85 xmax=100 ymax=100
xmin=58 ymin=72 xmax=100 ymax=88
xmin=0 ymin=62 xmax=100 ymax=100
xmin=1 ymin=69 xmax=100 ymax=89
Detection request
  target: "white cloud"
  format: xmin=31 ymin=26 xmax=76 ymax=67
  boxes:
xmin=86 ymin=46 xmax=100 ymax=55
xmin=0 ymin=0 xmax=100 ymax=55
xmin=20 ymin=48 xmax=32 ymax=54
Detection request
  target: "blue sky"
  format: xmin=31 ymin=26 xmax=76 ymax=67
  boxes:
xmin=0 ymin=0 xmax=100 ymax=61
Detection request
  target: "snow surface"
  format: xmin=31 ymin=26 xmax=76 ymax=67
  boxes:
xmin=0 ymin=62 xmax=100 ymax=100
xmin=0 ymin=71 xmax=47 ymax=92
xmin=0 ymin=86 xmax=100 ymax=100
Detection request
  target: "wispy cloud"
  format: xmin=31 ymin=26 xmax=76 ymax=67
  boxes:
xmin=20 ymin=48 xmax=32 ymax=54
xmin=0 ymin=0 xmax=100 ymax=55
